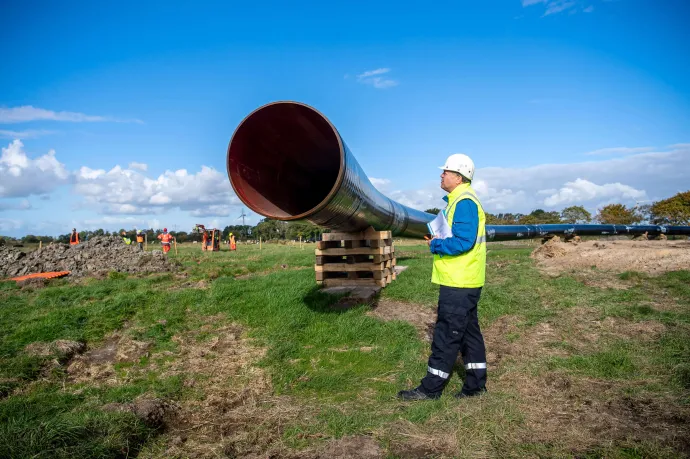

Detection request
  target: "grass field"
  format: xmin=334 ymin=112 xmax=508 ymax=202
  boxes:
xmin=1 ymin=241 xmax=688 ymax=458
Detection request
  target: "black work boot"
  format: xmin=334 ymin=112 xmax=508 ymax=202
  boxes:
xmin=397 ymin=387 xmax=440 ymax=401
xmin=454 ymin=387 xmax=487 ymax=399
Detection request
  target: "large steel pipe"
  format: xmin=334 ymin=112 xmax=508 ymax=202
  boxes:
xmin=227 ymin=101 xmax=432 ymax=238
xmin=227 ymin=101 xmax=690 ymax=240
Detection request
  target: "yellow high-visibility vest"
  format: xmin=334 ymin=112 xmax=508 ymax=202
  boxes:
xmin=431 ymin=183 xmax=487 ymax=288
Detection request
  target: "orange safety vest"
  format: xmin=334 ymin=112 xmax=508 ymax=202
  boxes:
xmin=136 ymin=234 xmax=144 ymax=243
xmin=158 ymin=233 xmax=173 ymax=245
xmin=70 ymin=232 xmax=79 ymax=245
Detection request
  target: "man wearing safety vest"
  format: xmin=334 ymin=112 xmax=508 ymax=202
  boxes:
xmin=229 ymin=233 xmax=236 ymax=251
xmin=398 ymin=153 xmax=488 ymax=401
xmin=157 ymin=228 xmax=175 ymax=254
xmin=69 ymin=228 xmax=79 ymax=245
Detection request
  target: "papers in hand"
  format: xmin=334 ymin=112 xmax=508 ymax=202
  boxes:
xmin=427 ymin=211 xmax=452 ymax=239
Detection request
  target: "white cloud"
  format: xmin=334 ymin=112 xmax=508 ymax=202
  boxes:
xmin=544 ymin=0 xmax=576 ymax=15
xmin=0 ymin=140 xmax=71 ymax=198
xmin=356 ymin=68 xmax=398 ymax=89
xmin=73 ymin=163 xmax=239 ymax=217
xmin=190 ymin=205 xmax=233 ymax=218
xmin=542 ymin=179 xmax=646 ymax=207
xmin=522 ymin=0 xmax=589 ymax=16
xmin=369 ymin=177 xmax=391 ymax=190
xmin=0 ymin=129 xmax=57 ymax=139
xmin=128 ymin=162 xmax=148 ymax=171
xmin=584 ymin=146 xmax=654 ymax=156
xmin=0 ymin=106 xmax=142 ymax=124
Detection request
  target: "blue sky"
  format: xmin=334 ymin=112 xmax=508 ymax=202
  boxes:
xmin=1 ymin=0 xmax=689 ymax=237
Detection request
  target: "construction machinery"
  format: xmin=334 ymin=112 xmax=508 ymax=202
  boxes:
xmin=193 ymin=224 xmax=221 ymax=252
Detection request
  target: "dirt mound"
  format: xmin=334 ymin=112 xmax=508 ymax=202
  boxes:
xmin=0 ymin=236 xmax=175 ymax=279
xmin=531 ymin=239 xmax=690 ymax=275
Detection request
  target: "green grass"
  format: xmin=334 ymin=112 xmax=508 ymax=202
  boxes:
xmin=1 ymin=242 xmax=689 ymax=458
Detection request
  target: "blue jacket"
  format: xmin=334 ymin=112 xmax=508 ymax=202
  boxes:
xmin=429 ymin=198 xmax=479 ymax=256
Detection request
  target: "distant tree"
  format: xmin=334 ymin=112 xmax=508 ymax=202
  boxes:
xmin=255 ymin=218 xmax=287 ymax=240
xmin=518 ymin=209 xmax=561 ymax=224
xmin=560 ymin=205 xmax=592 ymax=224
xmin=635 ymin=204 xmax=653 ymax=224
xmin=595 ymin=204 xmax=642 ymax=225
xmin=286 ymin=221 xmax=323 ymax=241
xmin=22 ymin=235 xmax=40 ymax=243
xmin=425 ymin=208 xmax=441 ymax=215
xmin=650 ymin=191 xmax=690 ymax=225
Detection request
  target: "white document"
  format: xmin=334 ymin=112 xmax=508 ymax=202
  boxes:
xmin=427 ymin=211 xmax=453 ymax=239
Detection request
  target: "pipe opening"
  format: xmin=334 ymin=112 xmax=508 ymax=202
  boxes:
xmin=227 ymin=102 xmax=343 ymax=220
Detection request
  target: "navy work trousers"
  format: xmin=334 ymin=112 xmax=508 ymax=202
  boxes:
xmin=420 ymin=286 xmax=486 ymax=395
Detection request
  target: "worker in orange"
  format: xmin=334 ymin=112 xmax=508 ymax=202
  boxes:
xmin=135 ymin=230 xmax=145 ymax=250
xmin=230 ymin=233 xmax=237 ymax=251
xmin=157 ymin=228 xmax=175 ymax=254
xmin=69 ymin=228 xmax=79 ymax=245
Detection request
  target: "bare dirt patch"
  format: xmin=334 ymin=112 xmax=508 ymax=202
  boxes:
xmin=494 ymin=368 xmax=690 ymax=453
xmin=67 ymin=332 xmax=152 ymax=384
xmin=532 ymin=239 xmax=690 ymax=276
xmin=103 ymin=397 xmax=176 ymax=427
xmin=368 ymin=299 xmax=436 ymax=342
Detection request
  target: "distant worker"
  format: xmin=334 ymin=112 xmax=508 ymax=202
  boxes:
xmin=398 ymin=153 xmax=488 ymax=401
xmin=136 ymin=230 xmax=145 ymax=250
xmin=121 ymin=231 xmax=132 ymax=245
xmin=230 ymin=233 xmax=236 ymax=251
xmin=69 ymin=228 xmax=79 ymax=245
xmin=157 ymin=228 xmax=175 ymax=254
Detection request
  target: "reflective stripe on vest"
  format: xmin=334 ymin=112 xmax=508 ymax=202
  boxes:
xmin=431 ymin=183 xmax=487 ymax=288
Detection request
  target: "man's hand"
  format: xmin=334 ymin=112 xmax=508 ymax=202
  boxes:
xmin=424 ymin=234 xmax=436 ymax=247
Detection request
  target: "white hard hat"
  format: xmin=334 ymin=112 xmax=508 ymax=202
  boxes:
xmin=439 ymin=154 xmax=475 ymax=181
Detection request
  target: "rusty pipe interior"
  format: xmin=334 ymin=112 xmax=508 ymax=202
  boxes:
xmin=227 ymin=102 xmax=345 ymax=220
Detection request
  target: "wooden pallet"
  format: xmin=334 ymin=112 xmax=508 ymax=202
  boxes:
xmin=315 ymin=228 xmax=397 ymax=287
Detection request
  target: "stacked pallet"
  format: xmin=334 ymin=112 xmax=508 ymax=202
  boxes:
xmin=315 ymin=227 xmax=396 ymax=287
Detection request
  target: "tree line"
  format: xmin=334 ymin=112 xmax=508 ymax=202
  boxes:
xmin=424 ymin=190 xmax=690 ymax=226
xmin=2 ymin=191 xmax=687 ymax=244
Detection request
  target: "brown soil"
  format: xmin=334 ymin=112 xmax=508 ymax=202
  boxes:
xmin=0 ymin=236 xmax=175 ymax=279
xmin=367 ymin=299 xmax=436 ymax=342
xmin=67 ymin=332 xmax=152 ymax=384
xmin=103 ymin=397 xmax=176 ymax=427
xmin=532 ymin=239 xmax=690 ymax=276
